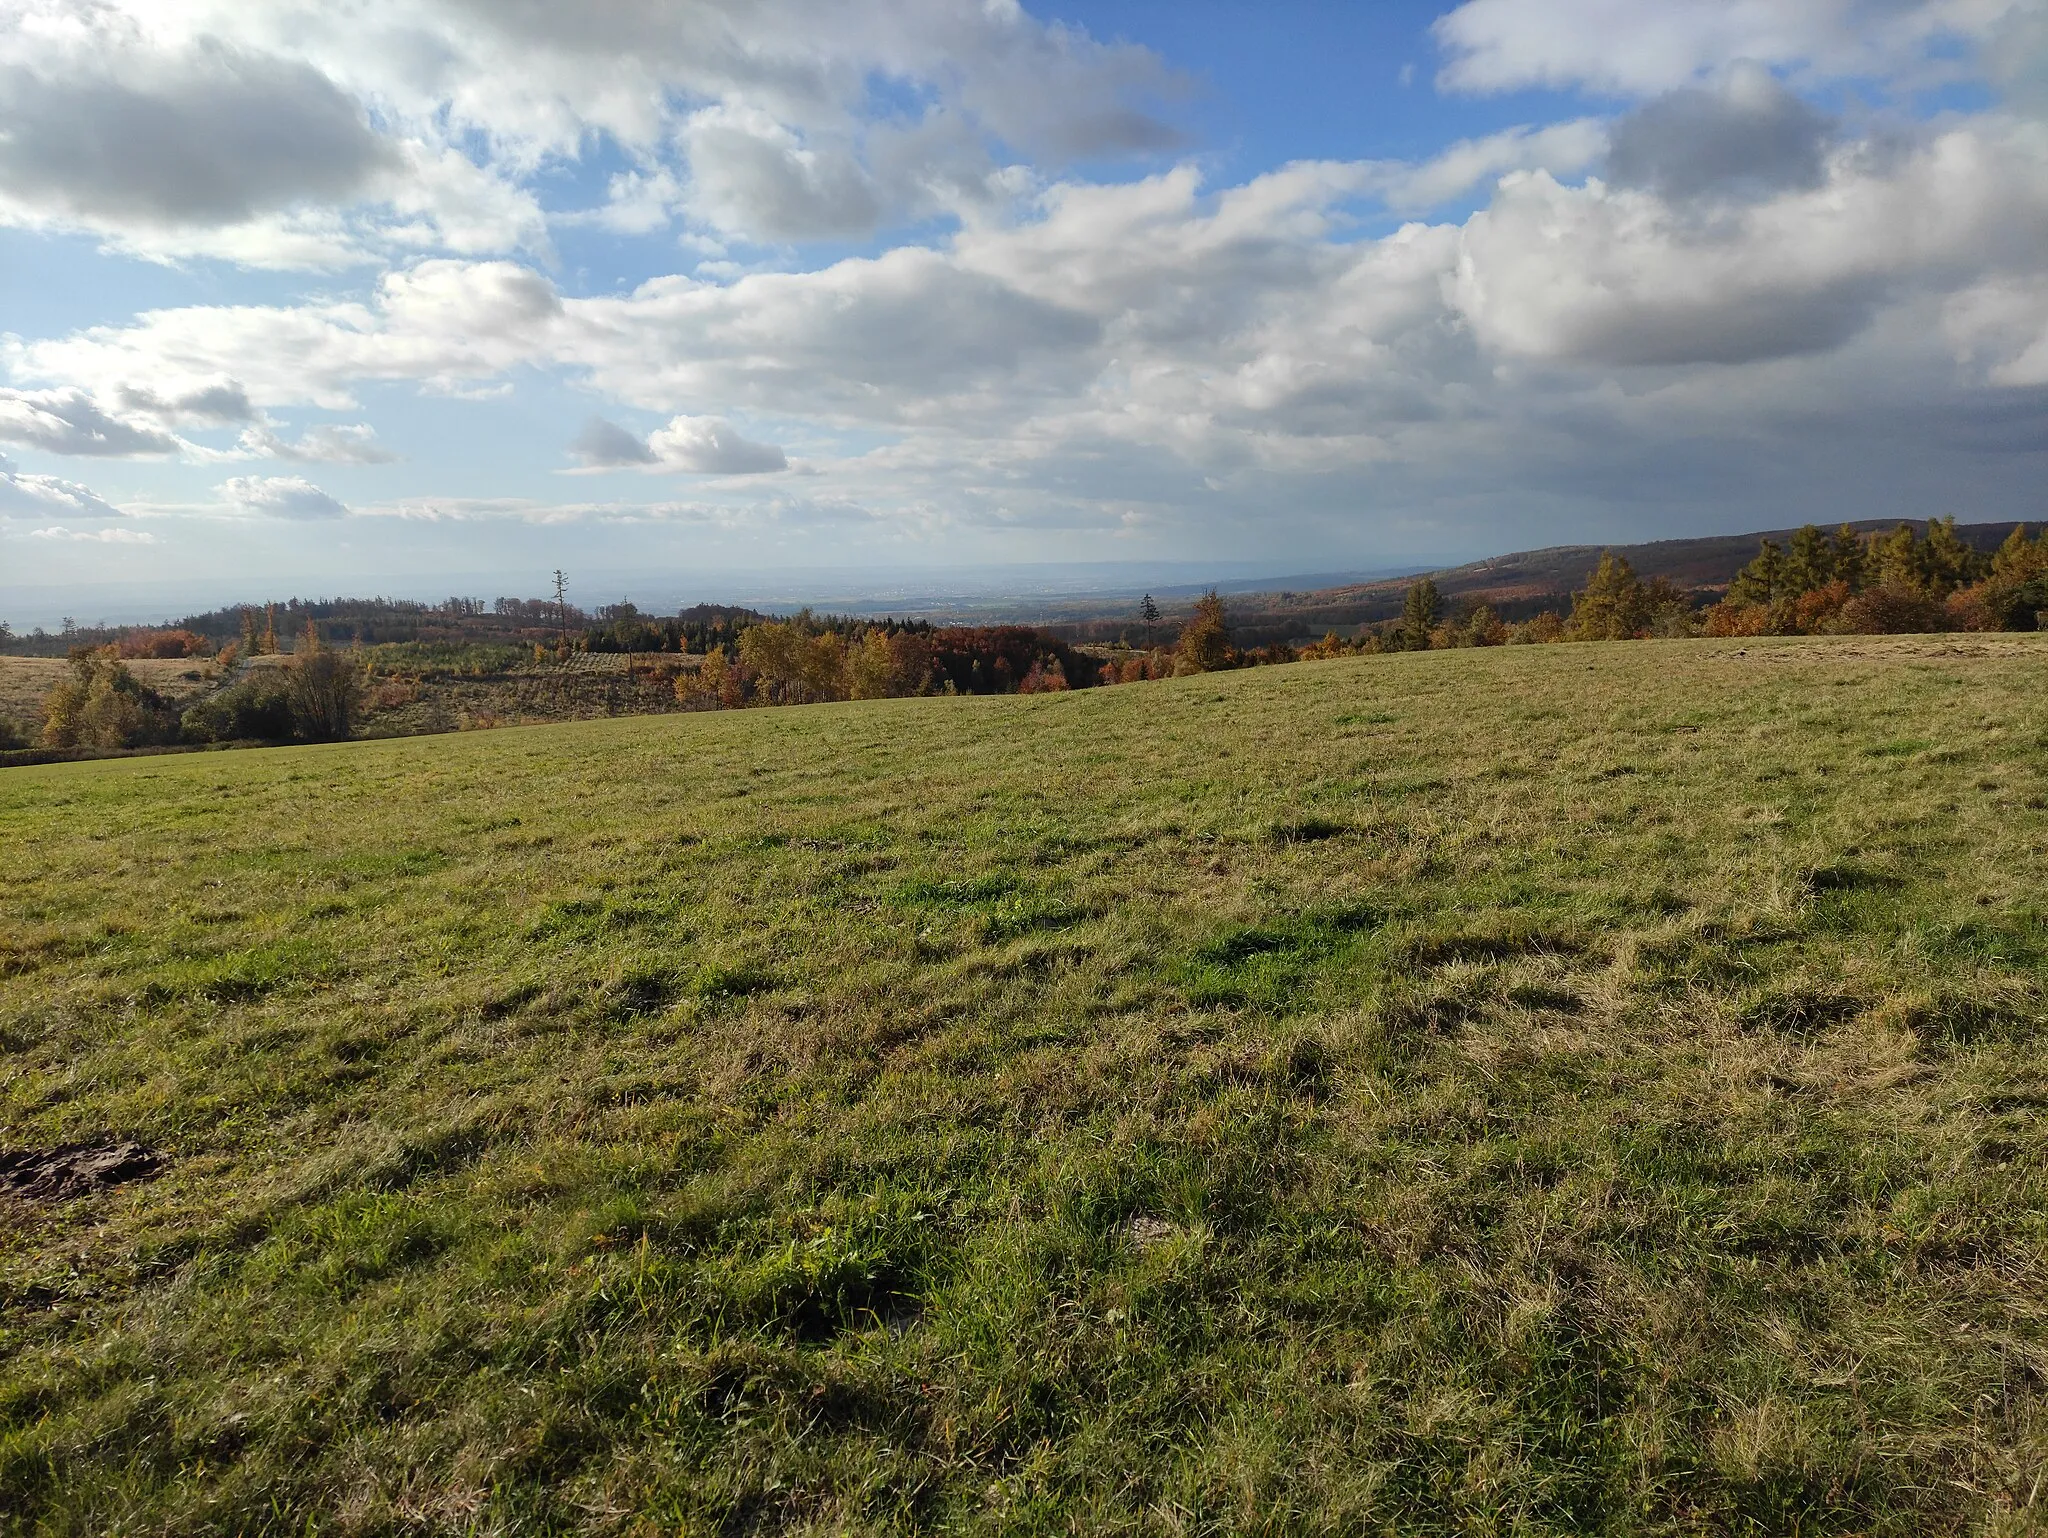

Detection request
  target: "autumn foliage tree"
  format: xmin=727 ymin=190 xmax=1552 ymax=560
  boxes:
xmin=1709 ymin=519 xmax=2007 ymax=635
xmin=39 ymin=649 xmax=179 ymax=752
xmin=1175 ymin=590 xmax=1233 ymax=673
xmin=1564 ymin=554 xmax=1688 ymax=640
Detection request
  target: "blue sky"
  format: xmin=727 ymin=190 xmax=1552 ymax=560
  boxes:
xmin=1 ymin=0 xmax=2045 ymax=618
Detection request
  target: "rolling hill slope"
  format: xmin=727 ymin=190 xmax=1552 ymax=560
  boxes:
xmin=1049 ymin=519 xmax=2034 ymax=644
xmin=3 ymin=636 xmax=2047 ymax=1532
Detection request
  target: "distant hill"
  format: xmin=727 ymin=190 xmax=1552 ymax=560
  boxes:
xmin=1048 ymin=519 xmax=2036 ymax=645
xmin=1313 ymin=518 xmax=2022 ymax=608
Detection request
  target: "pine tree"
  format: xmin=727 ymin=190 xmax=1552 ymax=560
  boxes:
xmin=1831 ymin=525 xmax=1868 ymax=591
xmin=1402 ymin=579 xmax=1442 ymax=650
xmin=240 ymin=607 xmax=260 ymax=656
xmin=1784 ymin=525 xmax=1832 ymax=595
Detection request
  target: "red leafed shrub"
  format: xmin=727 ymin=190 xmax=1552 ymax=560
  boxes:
xmin=117 ymin=629 xmax=213 ymax=659
xmin=1839 ymin=584 xmax=1946 ymax=634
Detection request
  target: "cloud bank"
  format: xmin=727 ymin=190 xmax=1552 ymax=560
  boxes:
xmin=0 ymin=0 xmax=2043 ymax=564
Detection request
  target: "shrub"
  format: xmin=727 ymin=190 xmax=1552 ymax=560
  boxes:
xmin=40 ymin=649 xmax=179 ymax=753
xmin=1839 ymin=583 xmax=1947 ymax=634
xmin=117 ymin=628 xmax=212 ymax=659
xmin=181 ymin=672 xmax=297 ymax=743
xmin=289 ymin=645 xmax=365 ymax=741
xmin=1509 ymin=612 xmax=1565 ymax=644
xmin=1950 ymin=576 xmax=2048 ymax=632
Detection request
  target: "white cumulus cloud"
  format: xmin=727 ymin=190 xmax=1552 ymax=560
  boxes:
xmin=220 ymin=474 xmax=349 ymax=519
xmin=571 ymin=415 xmax=787 ymax=474
xmin=0 ymin=453 xmax=126 ymax=518
xmin=0 ymin=388 xmax=179 ymax=456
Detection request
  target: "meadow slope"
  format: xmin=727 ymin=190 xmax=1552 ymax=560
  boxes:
xmin=3 ymin=638 xmax=2047 ymax=1535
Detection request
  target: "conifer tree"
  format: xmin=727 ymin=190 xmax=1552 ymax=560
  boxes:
xmin=1830 ymin=524 xmax=1868 ymax=591
xmin=1785 ymin=525 xmax=1832 ymax=594
xmin=1991 ymin=524 xmax=2046 ymax=584
xmin=1870 ymin=523 xmax=1924 ymax=590
xmin=1566 ymin=553 xmax=1653 ymax=640
xmin=1921 ymin=516 xmax=1984 ymax=595
xmin=1401 ymin=579 xmax=1442 ymax=650
xmin=1728 ymin=540 xmax=1786 ymax=606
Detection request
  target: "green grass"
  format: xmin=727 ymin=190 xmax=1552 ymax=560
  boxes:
xmin=3 ymin=635 xmax=2047 ymax=1534
xmin=362 ymin=642 xmax=533 ymax=677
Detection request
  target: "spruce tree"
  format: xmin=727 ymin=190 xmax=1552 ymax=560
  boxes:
xmin=1831 ymin=525 xmax=1868 ymax=591
xmin=1402 ymin=579 xmax=1442 ymax=650
xmin=1785 ymin=525 xmax=1832 ymax=595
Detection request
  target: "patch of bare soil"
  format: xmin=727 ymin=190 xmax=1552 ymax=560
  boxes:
xmin=0 ymin=1142 xmax=162 ymax=1202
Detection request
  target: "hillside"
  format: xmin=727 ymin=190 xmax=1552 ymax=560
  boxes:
xmin=1048 ymin=519 xmax=2033 ymax=645
xmin=4 ymin=636 xmax=2047 ymax=1531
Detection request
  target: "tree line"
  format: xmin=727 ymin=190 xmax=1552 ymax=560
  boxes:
xmin=8 ymin=522 xmax=2045 ymax=760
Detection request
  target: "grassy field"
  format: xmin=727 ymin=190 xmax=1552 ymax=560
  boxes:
xmin=3 ymin=636 xmax=2046 ymax=1535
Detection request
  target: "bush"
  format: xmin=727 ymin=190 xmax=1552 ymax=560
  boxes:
xmin=1839 ymin=583 xmax=1946 ymax=634
xmin=0 ymin=713 xmax=27 ymax=750
xmin=40 ymin=649 xmax=180 ymax=753
xmin=1950 ymin=576 xmax=2048 ymax=632
xmin=1509 ymin=612 xmax=1565 ymax=644
xmin=181 ymin=672 xmax=298 ymax=743
xmin=288 ymin=648 xmax=365 ymax=741
xmin=117 ymin=628 xmax=213 ymax=659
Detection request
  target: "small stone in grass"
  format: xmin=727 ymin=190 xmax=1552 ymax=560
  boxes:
xmin=1128 ymin=1216 xmax=1176 ymax=1248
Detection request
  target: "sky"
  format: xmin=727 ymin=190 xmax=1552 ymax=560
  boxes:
xmin=1 ymin=0 xmax=2045 ymax=615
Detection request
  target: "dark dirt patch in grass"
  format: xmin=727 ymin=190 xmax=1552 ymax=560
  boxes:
xmin=1267 ymin=816 xmax=1350 ymax=845
xmin=0 ymin=1142 xmax=162 ymax=1202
